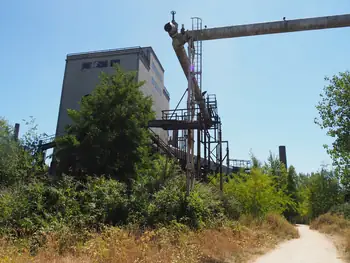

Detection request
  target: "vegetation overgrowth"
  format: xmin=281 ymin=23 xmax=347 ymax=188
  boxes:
xmin=311 ymin=213 xmax=350 ymax=262
xmin=0 ymin=68 xmax=348 ymax=262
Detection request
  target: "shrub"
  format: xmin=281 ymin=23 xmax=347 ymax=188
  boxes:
xmin=146 ymin=175 xmax=226 ymax=229
xmin=77 ymin=176 xmax=129 ymax=226
xmin=310 ymin=213 xmax=350 ymax=233
xmin=0 ymin=176 xmax=129 ymax=237
xmin=147 ymin=176 xmax=186 ymax=226
xmin=0 ymin=181 xmax=50 ymax=236
xmin=184 ymin=183 xmax=224 ymax=228
xmin=221 ymin=195 xmax=242 ymax=220
xmin=224 ymin=168 xmax=293 ymax=218
xmin=128 ymin=155 xmax=183 ymax=225
xmin=263 ymin=213 xmax=299 ymax=239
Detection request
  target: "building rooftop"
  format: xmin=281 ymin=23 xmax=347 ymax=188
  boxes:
xmin=66 ymin=46 xmax=165 ymax=72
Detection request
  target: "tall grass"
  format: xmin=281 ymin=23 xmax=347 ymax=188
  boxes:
xmin=0 ymin=214 xmax=297 ymax=263
xmin=311 ymin=213 xmax=350 ymax=261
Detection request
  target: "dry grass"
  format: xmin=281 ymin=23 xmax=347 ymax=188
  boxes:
xmin=0 ymin=215 xmax=298 ymax=263
xmin=311 ymin=213 xmax=350 ymax=262
xmin=310 ymin=213 xmax=350 ymax=234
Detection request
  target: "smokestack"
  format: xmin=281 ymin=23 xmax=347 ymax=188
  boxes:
xmin=279 ymin=146 xmax=287 ymax=169
xmin=14 ymin=123 xmax=20 ymax=141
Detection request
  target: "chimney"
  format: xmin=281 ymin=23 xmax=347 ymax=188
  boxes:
xmin=279 ymin=145 xmax=287 ymax=169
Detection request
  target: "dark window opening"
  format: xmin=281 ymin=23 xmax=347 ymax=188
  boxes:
xmin=93 ymin=60 xmax=108 ymax=68
xmin=163 ymin=89 xmax=170 ymax=101
xmin=82 ymin=62 xmax=92 ymax=70
xmin=110 ymin=59 xmax=120 ymax=67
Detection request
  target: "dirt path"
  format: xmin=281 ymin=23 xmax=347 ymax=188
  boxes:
xmin=252 ymin=224 xmax=345 ymax=263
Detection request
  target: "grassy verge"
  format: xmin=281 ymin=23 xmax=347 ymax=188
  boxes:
xmin=310 ymin=213 xmax=350 ymax=262
xmin=0 ymin=214 xmax=298 ymax=263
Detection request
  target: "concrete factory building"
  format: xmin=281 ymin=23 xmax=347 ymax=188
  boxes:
xmin=55 ymin=46 xmax=170 ymax=142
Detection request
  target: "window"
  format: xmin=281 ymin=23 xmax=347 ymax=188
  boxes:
xmin=163 ymin=88 xmax=170 ymax=101
xmin=82 ymin=62 xmax=92 ymax=70
xmin=93 ymin=60 xmax=108 ymax=68
xmin=152 ymin=62 xmax=163 ymax=82
xmin=152 ymin=77 xmax=162 ymax=96
xmin=110 ymin=59 xmax=120 ymax=67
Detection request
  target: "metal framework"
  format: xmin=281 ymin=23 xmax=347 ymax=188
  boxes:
xmin=160 ymin=11 xmax=350 ymax=193
xmin=30 ymin=12 xmax=350 ymax=191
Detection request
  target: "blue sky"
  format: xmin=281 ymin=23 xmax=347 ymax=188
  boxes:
xmin=1 ymin=0 xmax=349 ymax=173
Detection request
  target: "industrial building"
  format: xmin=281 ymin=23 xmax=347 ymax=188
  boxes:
xmin=55 ymin=46 xmax=170 ymax=143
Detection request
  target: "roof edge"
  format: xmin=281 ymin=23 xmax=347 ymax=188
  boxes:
xmin=143 ymin=46 xmax=165 ymax=73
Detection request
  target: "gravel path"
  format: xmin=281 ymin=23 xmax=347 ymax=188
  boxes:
xmin=252 ymin=225 xmax=344 ymax=263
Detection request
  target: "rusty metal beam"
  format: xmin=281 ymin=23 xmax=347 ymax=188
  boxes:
xmin=188 ymin=14 xmax=350 ymax=41
xmin=149 ymin=119 xmax=205 ymax=130
xmin=165 ymin=13 xmax=350 ymax=129
xmin=172 ymin=44 xmax=212 ymax=126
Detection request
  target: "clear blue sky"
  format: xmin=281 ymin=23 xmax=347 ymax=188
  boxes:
xmin=1 ymin=0 xmax=349 ymax=173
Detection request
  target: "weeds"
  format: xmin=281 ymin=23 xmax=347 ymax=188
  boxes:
xmin=311 ymin=213 xmax=350 ymax=262
xmin=0 ymin=214 xmax=297 ymax=263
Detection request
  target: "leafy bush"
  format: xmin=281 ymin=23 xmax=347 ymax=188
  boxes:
xmin=146 ymin=175 xmax=225 ymax=229
xmin=128 ymin=155 xmax=182 ymax=225
xmin=307 ymin=170 xmax=344 ymax=218
xmin=221 ymin=195 xmax=242 ymax=220
xmin=77 ymin=176 xmax=129 ymax=226
xmin=0 ymin=117 xmax=47 ymax=187
xmin=0 ymin=176 xmax=128 ymax=236
xmin=184 ymin=183 xmax=224 ymax=228
xmin=224 ymin=168 xmax=293 ymax=218
xmin=147 ymin=176 xmax=186 ymax=226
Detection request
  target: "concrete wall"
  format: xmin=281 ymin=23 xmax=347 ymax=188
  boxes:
xmin=56 ymin=47 xmax=169 ymax=144
xmin=56 ymin=52 xmax=138 ymax=137
xmin=138 ymin=48 xmax=169 ymax=143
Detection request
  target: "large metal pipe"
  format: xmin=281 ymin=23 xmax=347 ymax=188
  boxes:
xmin=189 ymin=14 xmax=350 ymax=41
xmin=172 ymin=44 xmax=212 ymax=126
xmin=165 ymin=13 xmax=350 ymax=129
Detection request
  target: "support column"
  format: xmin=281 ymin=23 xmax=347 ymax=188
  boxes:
xmin=226 ymin=144 xmax=230 ymax=177
xmin=197 ymin=113 xmax=201 ymax=179
xmin=219 ymin=122 xmax=223 ymax=192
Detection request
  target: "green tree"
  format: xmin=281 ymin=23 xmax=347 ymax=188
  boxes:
xmin=283 ymin=166 xmax=298 ymax=221
xmin=249 ymin=151 xmax=262 ymax=168
xmin=308 ymin=169 xmax=343 ymax=218
xmin=0 ymin=117 xmax=46 ymax=186
xmin=55 ymin=67 xmax=155 ymax=188
xmin=263 ymin=152 xmax=288 ymax=192
xmin=224 ymin=168 xmax=293 ymax=218
xmin=315 ymin=71 xmax=350 ymax=197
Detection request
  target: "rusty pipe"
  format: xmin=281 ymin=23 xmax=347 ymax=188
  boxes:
xmin=172 ymin=41 xmax=212 ymax=126
xmin=165 ymin=21 xmax=211 ymax=125
xmin=189 ymin=14 xmax=350 ymax=41
xmin=165 ymin=13 xmax=350 ymax=126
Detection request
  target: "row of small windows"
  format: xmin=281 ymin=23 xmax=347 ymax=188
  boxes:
xmin=151 ymin=62 xmax=163 ymax=82
xmin=151 ymin=77 xmax=162 ymax=96
xmin=151 ymin=77 xmax=170 ymax=102
xmin=163 ymin=88 xmax=170 ymax=101
xmin=81 ymin=61 xmax=169 ymax=102
xmin=81 ymin=59 xmax=120 ymax=70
